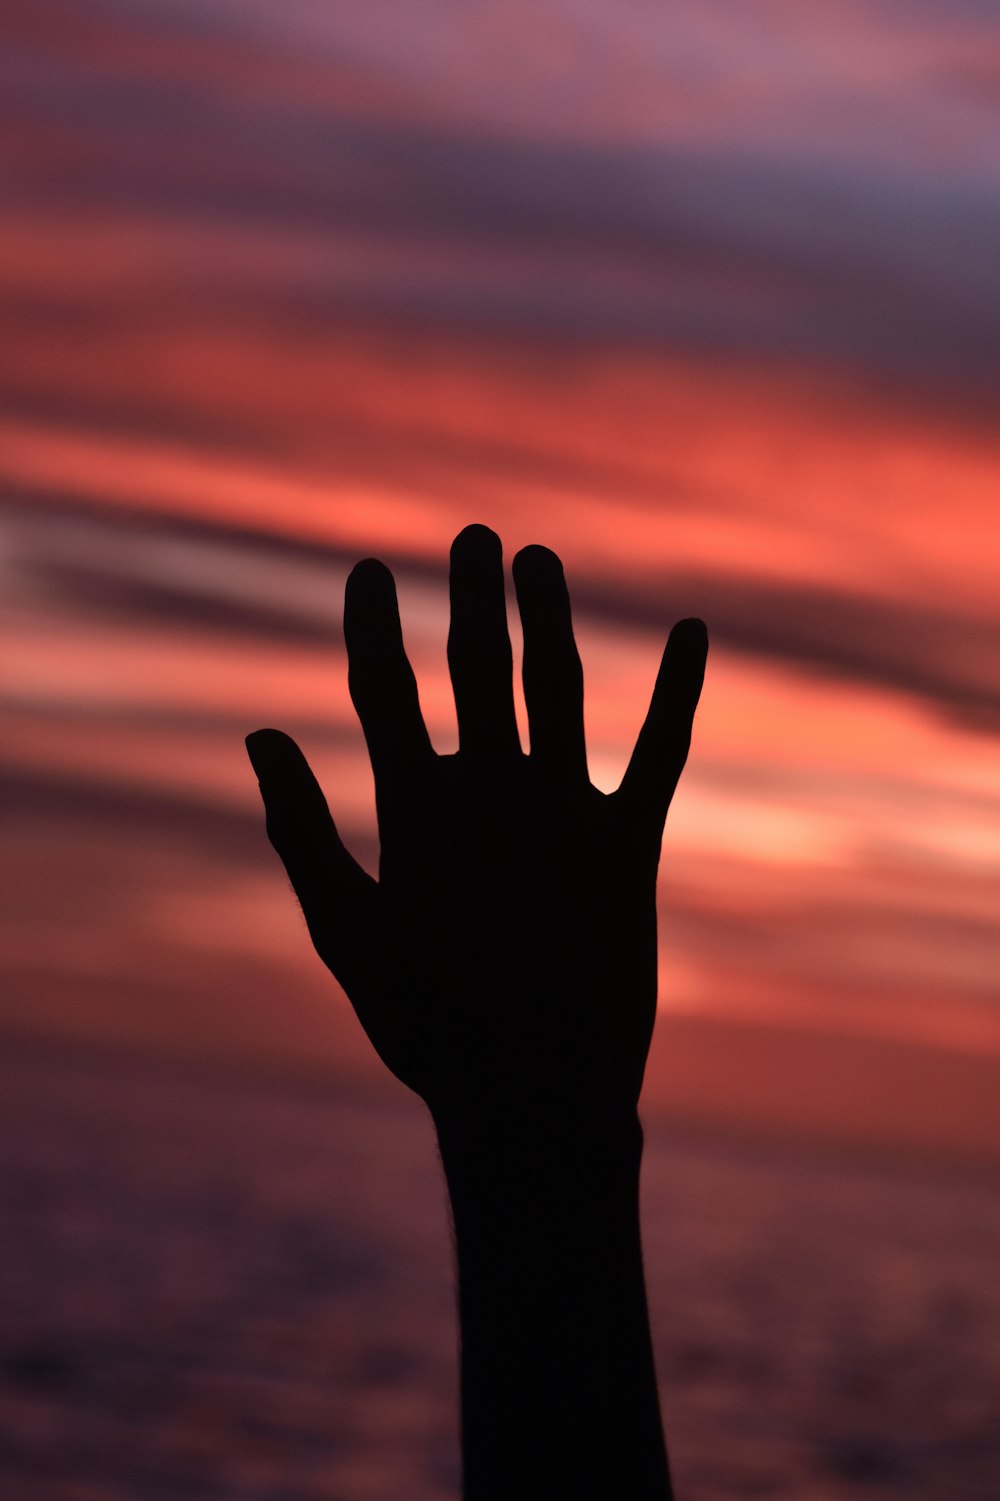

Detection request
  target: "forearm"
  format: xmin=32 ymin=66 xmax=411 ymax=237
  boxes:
xmin=435 ymin=1104 xmax=673 ymax=1501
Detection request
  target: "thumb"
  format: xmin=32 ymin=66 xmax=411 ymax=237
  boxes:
xmin=245 ymin=728 xmax=378 ymax=982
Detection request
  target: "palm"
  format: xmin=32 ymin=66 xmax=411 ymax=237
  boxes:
xmin=247 ymin=527 xmax=706 ymax=1121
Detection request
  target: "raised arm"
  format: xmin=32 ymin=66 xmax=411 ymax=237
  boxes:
xmin=246 ymin=524 xmax=707 ymax=1499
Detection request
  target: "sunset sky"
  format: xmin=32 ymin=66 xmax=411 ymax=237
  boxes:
xmin=2 ymin=0 xmax=999 ymax=1160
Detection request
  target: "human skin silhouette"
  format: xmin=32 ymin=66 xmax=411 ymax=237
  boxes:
xmin=246 ymin=524 xmax=707 ymax=1500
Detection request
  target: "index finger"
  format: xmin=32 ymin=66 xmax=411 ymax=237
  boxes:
xmin=345 ymin=558 xmax=434 ymax=789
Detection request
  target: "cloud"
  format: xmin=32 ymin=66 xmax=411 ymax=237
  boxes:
xmin=7 ymin=498 xmax=1000 ymax=733
xmin=3 ymin=2 xmax=1000 ymax=381
xmin=575 ymin=571 xmax=1000 ymax=733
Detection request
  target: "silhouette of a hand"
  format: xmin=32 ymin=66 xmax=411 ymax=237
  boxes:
xmin=246 ymin=525 xmax=706 ymax=1126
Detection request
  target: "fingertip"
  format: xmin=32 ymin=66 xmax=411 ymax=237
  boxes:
xmin=246 ymin=726 xmax=284 ymax=746
xmin=344 ymin=560 xmax=403 ymax=653
xmin=512 ymin=543 xmax=562 ymax=578
xmin=663 ymin=618 xmax=708 ymax=715
xmin=346 ymin=557 xmax=394 ymax=594
xmin=245 ymin=727 xmax=280 ymax=776
xmin=670 ymin=617 xmax=709 ymax=650
xmin=451 ymin=523 xmax=502 ymax=558
xmin=245 ymin=727 xmax=306 ymax=780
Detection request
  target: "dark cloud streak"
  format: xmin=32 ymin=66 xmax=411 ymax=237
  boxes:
xmin=8 ymin=496 xmax=1000 ymax=733
xmin=3 ymin=11 xmax=999 ymax=382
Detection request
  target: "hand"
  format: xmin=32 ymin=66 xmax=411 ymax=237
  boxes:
xmin=246 ymin=525 xmax=706 ymax=1126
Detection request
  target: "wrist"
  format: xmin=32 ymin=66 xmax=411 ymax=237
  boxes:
xmin=432 ymin=1101 xmax=645 ymax=1264
xmin=432 ymin=1097 xmax=644 ymax=1191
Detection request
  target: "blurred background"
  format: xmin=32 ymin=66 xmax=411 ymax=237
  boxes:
xmin=2 ymin=1 xmax=999 ymax=1497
